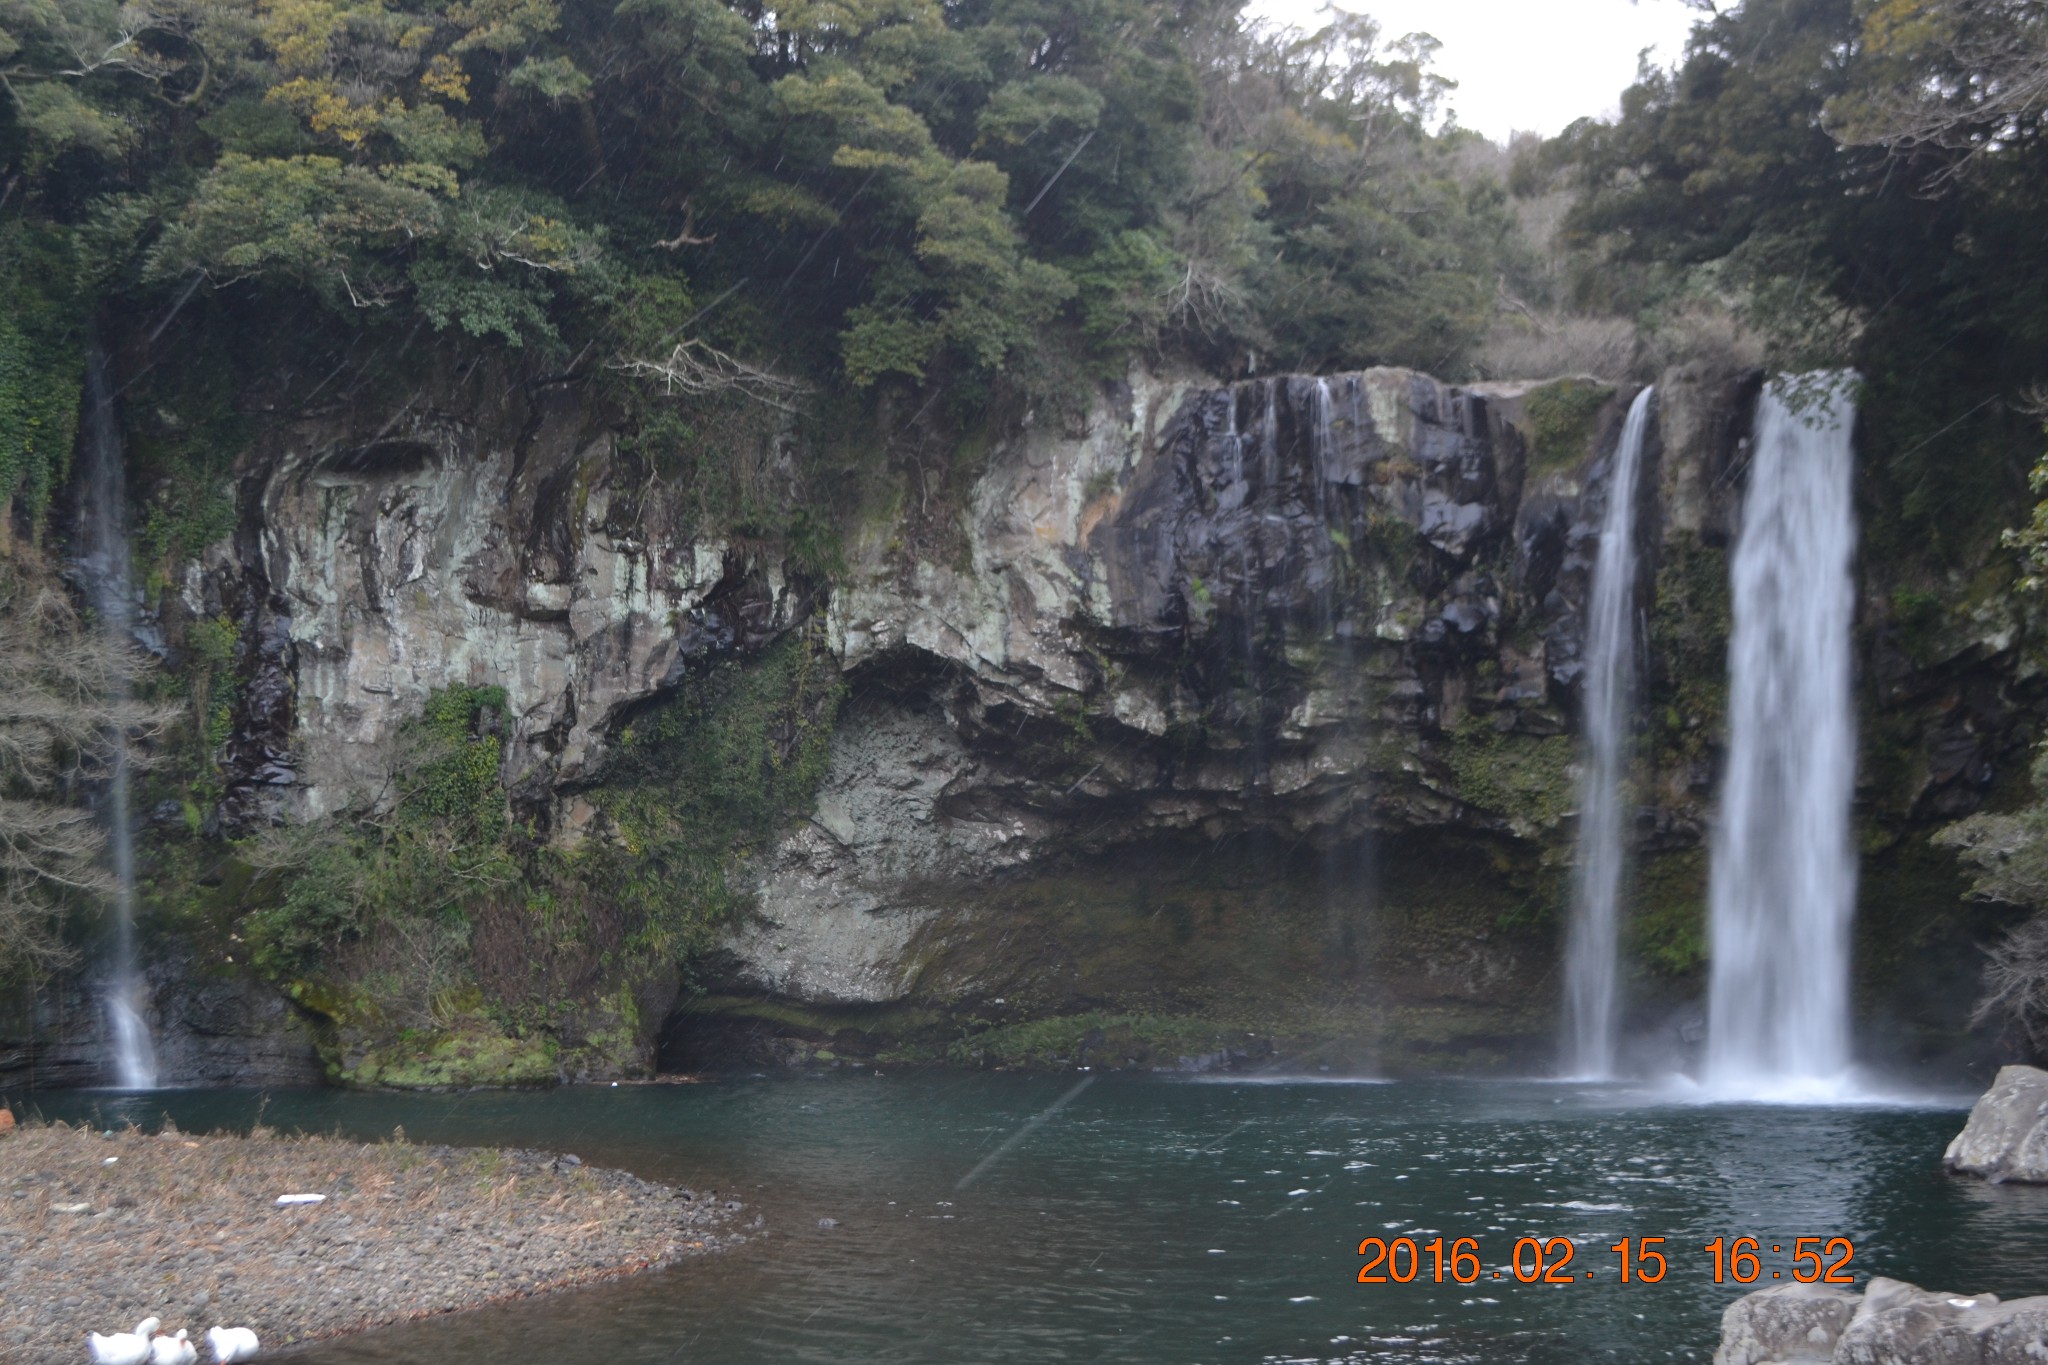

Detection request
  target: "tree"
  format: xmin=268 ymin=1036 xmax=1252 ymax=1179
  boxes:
xmin=0 ymin=575 xmax=171 ymax=978
xmin=1831 ymin=0 xmax=2048 ymax=163
xmin=1552 ymin=0 xmax=2048 ymax=566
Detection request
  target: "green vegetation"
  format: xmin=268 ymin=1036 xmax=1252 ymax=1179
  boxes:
xmin=1543 ymin=0 xmax=2048 ymax=573
xmin=341 ymin=1023 xmax=559 ymax=1090
xmin=1646 ymin=536 xmax=1731 ymax=770
xmin=239 ymin=632 xmax=841 ymax=1082
xmin=244 ymin=683 xmax=515 ymax=980
xmin=587 ymin=626 xmax=845 ymax=962
xmin=0 ymin=0 xmax=1531 ymax=457
xmin=1520 ymin=378 xmax=1615 ymax=477
xmin=1627 ymin=850 xmax=1708 ymax=977
xmin=947 ymin=1012 xmax=1246 ymax=1068
xmin=1441 ymin=717 xmax=1576 ymax=831
xmin=0 ymin=227 xmax=84 ymax=529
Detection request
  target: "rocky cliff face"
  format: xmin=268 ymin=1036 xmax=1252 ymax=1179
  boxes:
xmin=9 ymin=354 xmax=2036 ymax=1087
xmin=1 ymin=946 xmax=322 ymax=1090
xmin=199 ymin=367 xmax=810 ymax=834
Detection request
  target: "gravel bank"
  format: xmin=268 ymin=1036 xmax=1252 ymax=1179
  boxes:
xmin=0 ymin=1117 xmax=743 ymax=1359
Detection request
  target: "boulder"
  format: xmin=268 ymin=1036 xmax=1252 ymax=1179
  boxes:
xmin=1944 ymin=1065 xmax=2048 ymax=1183
xmin=1717 ymin=1277 xmax=2048 ymax=1364
xmin=1715 ymin=1282 xmax=1860 ymax=1363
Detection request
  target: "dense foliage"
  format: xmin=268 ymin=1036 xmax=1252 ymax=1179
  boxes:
xmin=0 ymin=0 xmax=1528 ymax=527
xmin=235 ymin=628 xmax=839 ymax=1056
xmin=1543 ymin=0 xmax=2048 ymax=566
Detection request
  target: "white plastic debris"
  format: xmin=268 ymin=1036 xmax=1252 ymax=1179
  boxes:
xmin=274 ymin=1193 xmax=327 ymax=1206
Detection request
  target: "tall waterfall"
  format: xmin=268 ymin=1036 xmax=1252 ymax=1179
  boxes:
xmin=79 ymin=344 xmax=158 ymax=1091
xmin=1562 ymin=385 xmax=1655 ymax=1079
xmin=1704 ymin=375 xmax=1859 ymax=1096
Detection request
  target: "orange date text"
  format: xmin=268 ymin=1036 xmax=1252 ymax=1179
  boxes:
xmin=1354 ymin=1236 xmax=1856 ymax=1285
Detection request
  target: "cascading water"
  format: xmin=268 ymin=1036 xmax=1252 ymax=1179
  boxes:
xmin=1561 ymin=385 xmax=1655 ymax=1080
xmin=78 ymin=344 xmax=158 ymax=1090
xmin=1704 ymin=374 xmax=1859 ymax=1098
xmin=1310 ymin=377 xmax=1381 ymax=1055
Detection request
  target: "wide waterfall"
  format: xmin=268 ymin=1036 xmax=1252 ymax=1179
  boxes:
xmin=1704 ymin=375 xmax=1859 ymax=1096
xmin=1562 ymin=385 xmax=1655 ymax=1079
xmin=78 ymin=344 xmax=158 ymax=1091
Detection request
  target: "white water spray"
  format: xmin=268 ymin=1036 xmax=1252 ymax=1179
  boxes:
xmin=79 ymin=344 xmax=158 ymax=1091
xmin=1562 ymin=386 xmax=1654 ymax=1079
xmin=1704 ymin=375 xmax=1858 ymax=1098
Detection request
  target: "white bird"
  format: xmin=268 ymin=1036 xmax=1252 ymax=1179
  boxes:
xmin=203 ymin=1327 xmax=259 ymax=1364
xmin=86 ymin=1319 xmax=159 ymax=1365
xmin=148 ymin=1330 xmax=197 ymax=1365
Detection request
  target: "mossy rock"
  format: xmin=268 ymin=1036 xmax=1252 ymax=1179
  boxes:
xmin=947 ymin=1012 xmax=1261 ymax=1070
xmin=1521 ymin=378 xmax=1617 ymax=477
xmin=334 ymin=1023 xmax=558 ymax=1090
xmin=1627 ymin=849 xmax=1708 ymax=977
xmin=1440 ymin=719 xmax=1577 ymax=834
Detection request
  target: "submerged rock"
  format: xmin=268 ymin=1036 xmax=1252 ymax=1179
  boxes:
xmin=1716 ymin=1277 xmax=2048 ymax=1364
xmin=1943 ymin=1065 xmax=2048 ymax=1183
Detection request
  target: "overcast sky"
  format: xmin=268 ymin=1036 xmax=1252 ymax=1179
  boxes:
xmin=1244 ymin=0 xmax=1705 ymax=142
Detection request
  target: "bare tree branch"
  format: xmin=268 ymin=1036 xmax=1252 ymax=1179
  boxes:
xmin=0 ymin=580 xmax=176 ymax=978
xmin=613 ymin=339 xmax=808 ymax=411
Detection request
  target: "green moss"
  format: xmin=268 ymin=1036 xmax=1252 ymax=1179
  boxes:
xmin=244 ymin=685 xmax=514 ymax=980
xmin=1889 ymin=587 xmax=1947 ymax=664
xmin=1441 ymin=718 xmax=1576 ymax=830
xmin=1627 ymin=849 xmax=1708 ymax=976
xmin=1521 ymin=378 xmax=1616 ymax=477
xmin=0 ymin=224 xmax=84 ymax=531
xmin=585 ymin=626 xmax=844 ymax=963
xmin=337 ymin=1024 xmax=558 ymax=1090
xmin=126 ymin=325 xmax=247 ymax=570
xmin=1647 ymin=534 xmax=1731 ymax=769
xmin=1363 ymin=503 xmax=1421 ymax=569
xmin=687 ymin=994 xmax=945 ymax=1036
xmin=947 ymin=1012 xmax=1247 ymax=1069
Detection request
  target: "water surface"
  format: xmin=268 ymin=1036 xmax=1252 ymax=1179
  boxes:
xmin=30 ymin=1074 xmax=2048 ymax=1362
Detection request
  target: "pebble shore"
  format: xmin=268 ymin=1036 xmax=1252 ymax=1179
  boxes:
xmin=0 ymin=1117 xmax=742 ymax=1359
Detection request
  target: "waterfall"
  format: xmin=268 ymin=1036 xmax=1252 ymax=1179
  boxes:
xmin=1562 ymin=385 xmax=1654 ymax=1080
xmin=1704 ymin=374 xmax=1859 ymax=1097
xmin=78 ymin=344 xmax=158 ymax=1091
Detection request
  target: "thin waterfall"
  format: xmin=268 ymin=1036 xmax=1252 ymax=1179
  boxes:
xmin=1310 ymin=376 xmax=1381 ymax=1069
xmin=1704 ymin=374 xmax=1859 ymax=1095
xmin=1562 ymin=386 xmax=1655 ymax=1079
xmin=79 ymin=343 xmax=158 ymax=1090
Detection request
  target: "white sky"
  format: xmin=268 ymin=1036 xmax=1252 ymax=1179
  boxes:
xmin=1245 ymin=0 xmax=1705 ymax=142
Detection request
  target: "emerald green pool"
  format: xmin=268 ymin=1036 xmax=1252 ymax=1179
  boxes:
xmin=29 ymin=1074 xmax=2048 ymax=1362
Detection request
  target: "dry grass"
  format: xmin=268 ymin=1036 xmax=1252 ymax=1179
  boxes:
xmin=1476 ymin=302 xmax=1767 ymax=384
xmin=1477 ymin=311 xmax=1647 ymax=383
xmin=0 ymin=1117 xmax=738 ymax=1359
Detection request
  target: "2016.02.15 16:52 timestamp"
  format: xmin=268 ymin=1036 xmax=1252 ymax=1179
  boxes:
xmin=1356 ymin=1236 xmax=1858 ymax=1285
